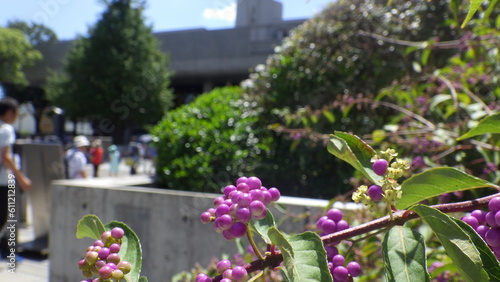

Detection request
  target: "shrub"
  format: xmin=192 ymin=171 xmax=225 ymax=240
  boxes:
xmin=151 ymin=86 xmax=269 ymax=192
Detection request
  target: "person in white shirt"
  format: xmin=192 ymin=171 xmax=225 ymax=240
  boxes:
xmin=65 ymin=135 xmax=90 ymax=179
xmin=0 ymin=97 xmax=31 ymax=258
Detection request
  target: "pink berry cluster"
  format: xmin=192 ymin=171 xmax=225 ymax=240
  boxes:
xmin=317 ymin=208 xmax=361 ymax=281
xmin=462 ymin=196 xmax=500 ymax=261
xmin=200 ymin=176 xmax=281 ymax=240
xmin=78 ymin=227 xmax=132 ymax=282
xmin=196 ymin=259 xmax=248 ymax=282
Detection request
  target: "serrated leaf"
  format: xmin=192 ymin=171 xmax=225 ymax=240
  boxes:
xmin=105 ymin=221 xmax=143 ymax=282
xmin=452 ymin=218 xmax=500 ymax=281
xmin=457 ymin=112 xmax=500 ymax=140
xmin=327 ymin=131 xmax=382 ymax=183
xmin=396 ymin=167 xmax=498 ymax=209
xmin=268 ymin=228 xmax=332 ymax=282
xmin=461 ymin=0 xmax=483 ymax=28
xmin=249 ymin=210 xmax=276 ymax=244
xmin=411 ymin=205 xmax=489 ymax=282
xmin=76 ymin=214 xmax=105 ymax=240
xmin=382 ymin=226 xmax=430 ymax=282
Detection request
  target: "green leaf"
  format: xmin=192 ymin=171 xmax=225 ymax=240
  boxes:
xmin=461 ymin=0 xmax=483 ymax=28
xmin=421 ymin=49 xmax=431 ymax=66
xmin=411 ymin=205 xmax=489 ymax=282
xmin=452 ymin=218 xmax=500 ymax=281
xmin=138 ymin=276 xmax=149 ymax=282
xmin=396 ymin=167 xmax=498 ymax=209
xmin=268 ymin=228 xmax=332 ymax=282
xmin=457 ymin=112 xmax=500 ymax=140
xmin=327 ymin=131 xmax=382 ymax=183
xmin=105 ymin=221 xmax=143 ymax=282
xmin=249 ymin=210 xmax=276 ymax=244
xmin=76 ymin=214 xmax=105 ymax=240
xmin=322 ymin=110 xmax=335 ymax=123
xmin=382 ymin=226 xmax=430 ymax=282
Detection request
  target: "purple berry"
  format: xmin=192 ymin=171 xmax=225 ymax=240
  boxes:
xmin=237 ymin=183 xmax=250 ymax=193
xmin=95 ymin=260 xmax=106 ymax=270
xmin=367 ymin=185 xmax=384 ymax=202
xmin=332 ymin=266 xmax=349 ymax=281
xmin=231 ymin=266 xmax=248 ymax=281
xmin=223 ymin=185 xmax=237 ymax=197
xmin=316 ymin=216 xmax=327 ymax=230
xmin=249 ymin=189 xmax=264 ymax=202
xmin=98 ymin=248 xmax=110 ymax=260
xmin=325 ymin=246 xmax=338 ymax=259
xmin=230 ymin=191 xmax=243 ymax=203
xmin=107 ymin=253 xmax=121 ymax=264
xmin=261 ymin=190 xmax=272 ymax=205
xmin=238 ymin=194 xmax=253 ymax=207
xmin=216 ymin=259 xmax=232 ymax=274
xmin=373 ymin=159 xmax=389 ymax=176
xmin=231 ymin=222 xmax=248 ymax=238
xmin=471 ymin=210 xmax=487 ymax=225
xmin=223 ymin=268 xmax=233 ymax=279
xmin=78 ymin=259 xmax=89 ymax=270
xmin=486 ymin=211 xmax=499 ymax=227
xmin=462 ymin=215 xmax=479 ymax=230
xmin=249 ymin=200 xmax=266 ymax=217
xmin=331 ymin=254 xmax=345 ymax=267
xmin=347 ymin=261 xmax=361 ymax=277
xmin=254 ymin=208 xmax=268 ymax=220
xmin=106 ymin=262 xmax=117 ymax=270
xmin=322 ymin=219 xmax=336 ymax=234
xmin=268 ymin=187 xmax=281 ymax=202
xmin=110 ymin=227 xmax=124 ymax=239
xmin=216 ymin=215 xmax=233 ymax=231
xmin=236 ymin=208 xmax=251 ymax=223
xmin=246 ymin=176 xmax=262 ymax=190
xmin=336 ymin=220 xmax=350 ymax=232
xmin=98 ymin=266 xmax=113 ymax=279
xmin=222 ymin=230 xmax=235 ymax=240
xmin=100 ymin=231 xmax=112 ymax=244
xmin=213 ymin=196 xmax=225 ymax=207
xmin=488 ymin=197 xmax=500 ymax=212
xmin=236 ymin=176 xmax=248 ymax=186
xmin=93 ymin=240 xmax=104 ymax=247
xmin=476 ymin=225 xmax=489 ymax=238
xmin=195 ymin=273 xmax=211 ymax=282
xmin=495 ymin=211 xmax=500 ymax=226
xmin=200 ymin=212 xmax=213 ymax=224
xmin=215 ymin=204 xmax=230 ymax=217
xmin=85 ymin=251 xmax=99 ymax=264
xmin=326 ymin=209 xmax=343 ymax=222
xmin=486 ymin=228 xmax=500 ymax=247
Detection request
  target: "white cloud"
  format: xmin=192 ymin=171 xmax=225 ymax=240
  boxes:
xmin=203 ymin=3 xmax=236 ymax=21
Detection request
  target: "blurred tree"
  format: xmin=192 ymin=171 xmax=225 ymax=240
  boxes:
xmin=0 ymin=27 xmax=42 ymax=86
xmin=46 ymin=0 xmax=173 ymax=143
xmin=7 ymin=20 xmax=58 ymax=46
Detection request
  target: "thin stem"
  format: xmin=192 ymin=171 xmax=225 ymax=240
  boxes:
xmin=247 ymin=228 xmax=265 ymax=261
xmin=212 ymin=192 xmax=500 ymax=280
xmin=247 ymin=271 xmax=264 ymax=282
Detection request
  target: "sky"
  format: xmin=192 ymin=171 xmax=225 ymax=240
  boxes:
xmin=0 ymin=0 xmax=334 ymax=41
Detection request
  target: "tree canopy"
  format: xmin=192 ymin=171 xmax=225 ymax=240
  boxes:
xmin=7 ymin=20 xmax=58 ymax=46
xmin=0 ymin=27 xmax=42 ymax=86
xmin=46 ymin=0 xmax=173 ymax=141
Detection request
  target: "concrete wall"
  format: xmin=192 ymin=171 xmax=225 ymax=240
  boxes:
xmin=49 ymin=179 xmax=336 ymax=281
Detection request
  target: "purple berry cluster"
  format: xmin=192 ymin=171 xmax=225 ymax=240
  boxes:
xmin=200 ymin=176 xmax=281 ymax=240
xmin=317 ymin=208 xmax=361 ymax=281
xmin=462 ymin=196 xmax=500 ymax=261
xmin=196 ymin=260 xmax=248 ymax=282
xmin=78 ymin=227 xmax=132 ymax=282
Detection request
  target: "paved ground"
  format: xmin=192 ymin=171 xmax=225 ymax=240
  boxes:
xmin=0 ymin=159 xmax=154 ymax=281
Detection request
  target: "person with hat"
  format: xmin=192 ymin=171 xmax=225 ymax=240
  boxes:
xmin=65 ymin=135 xmax=90 ymax=179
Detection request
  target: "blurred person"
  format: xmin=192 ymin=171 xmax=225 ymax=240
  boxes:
xmin=108 ymin=144 xmax=120 ymax=176
xmin=126 ymin=137 xmax=143 ymax=175
xmin=65 ymin=135 xmax=90 ymax=179
xmin=89 ymin=139 xmax=104 ymax=177
xmin=0 ymin=97 xmax=31 ymax=258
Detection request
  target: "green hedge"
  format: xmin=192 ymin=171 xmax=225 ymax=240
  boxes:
xmin=151 ymin=86 xmax=270 ymax=193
